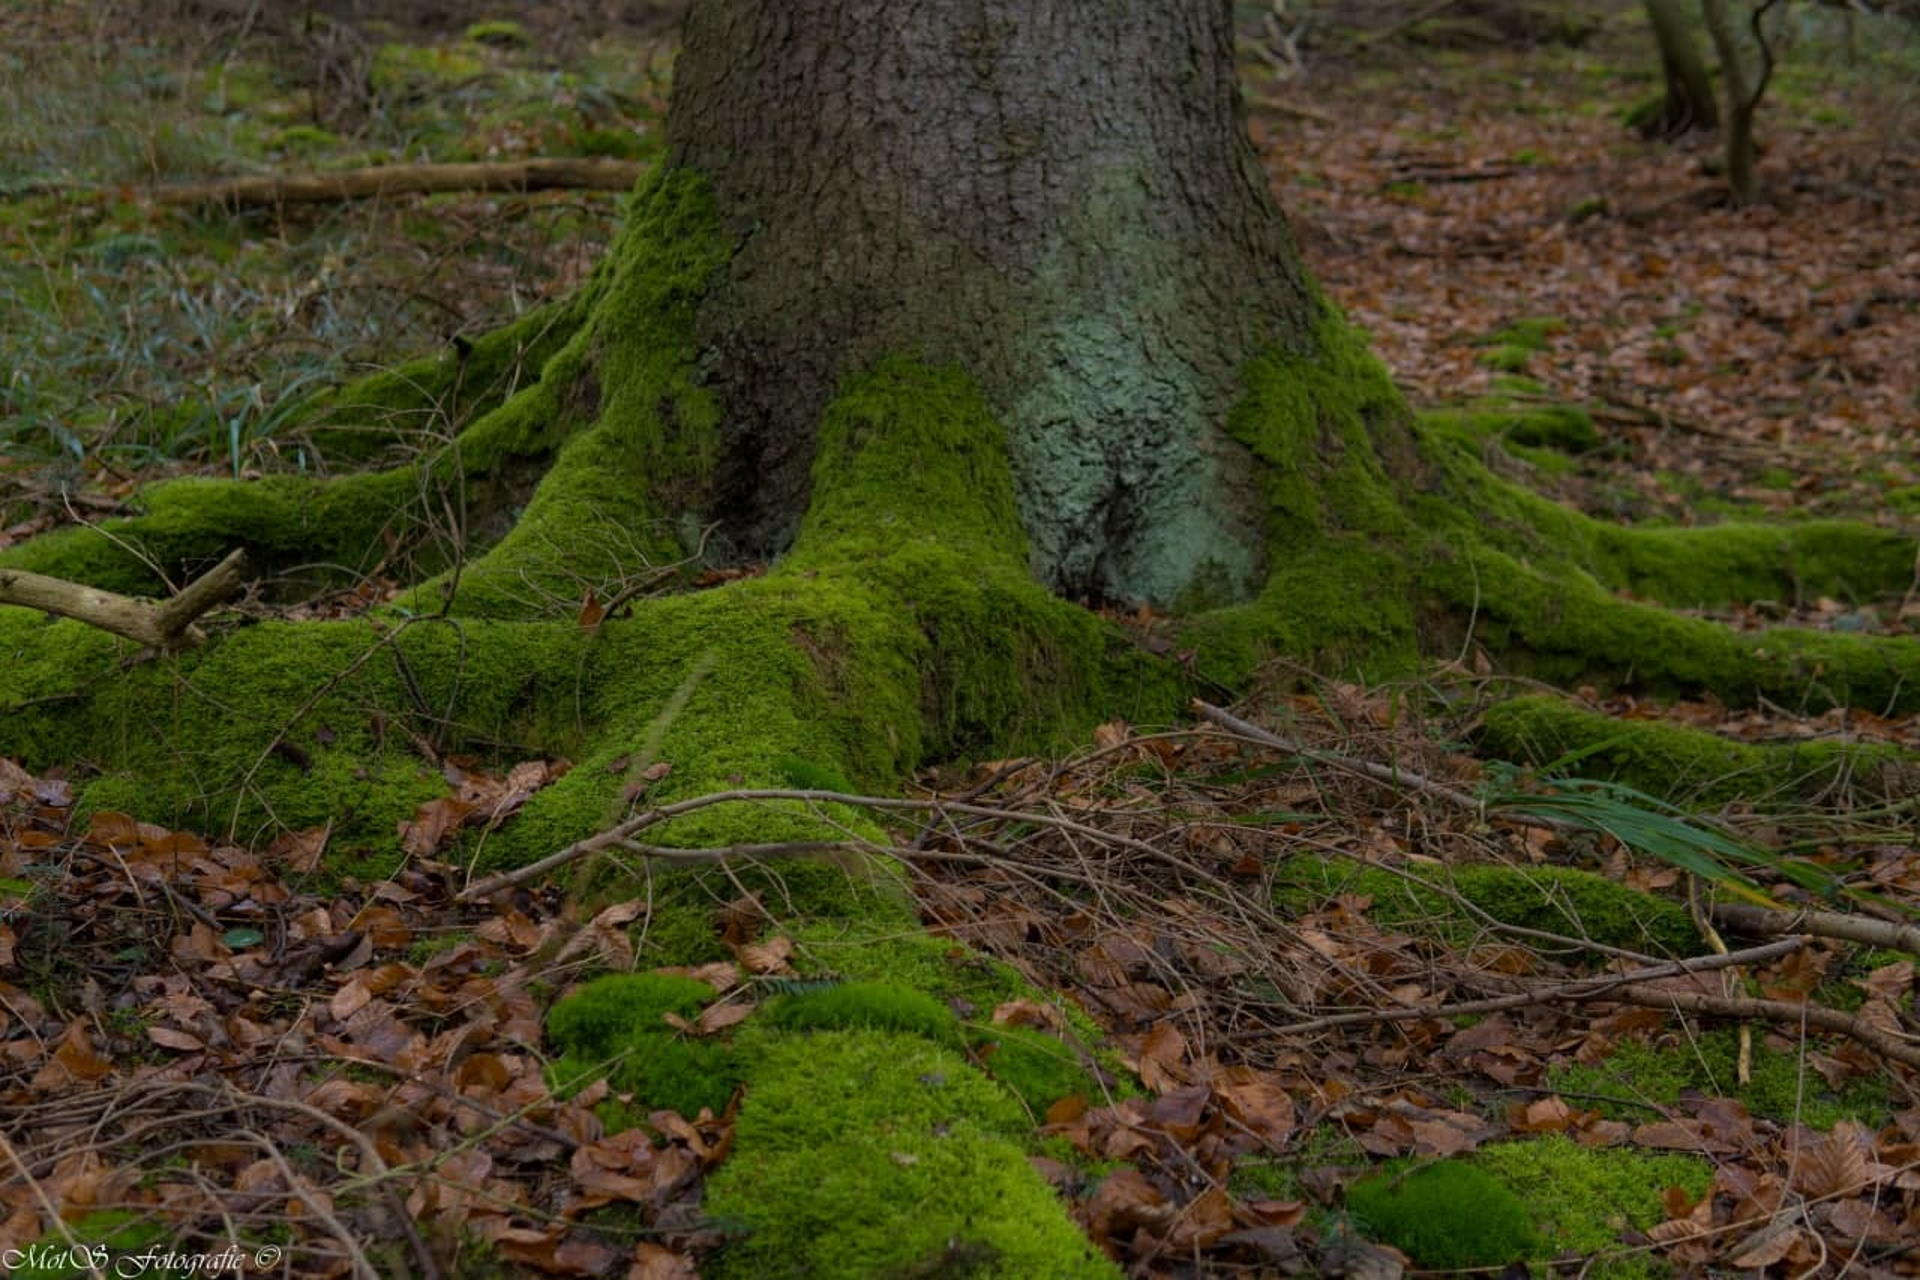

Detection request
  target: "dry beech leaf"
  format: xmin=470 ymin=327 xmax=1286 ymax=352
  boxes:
xmin=736 ymin=934 xmax=794 ymax=975
xmin=992 ymin=999 xmax=1065 ymax=1032
xmin=694 ymin=1002 xmax=752 ymax=1035
xmin=1790 ymin=1121 xmax=1873 ymax=1198
xmin=146 ymin=1026 xmax=206 ymax=1052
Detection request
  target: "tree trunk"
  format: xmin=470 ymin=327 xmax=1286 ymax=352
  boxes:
xmin=1643 ymin=0 xmax=1720 ymax=135
xmin=1700 ymin=0 xmax=1762 ymax=203
xmin=667 ymin=0 xmax=1310 ymax=607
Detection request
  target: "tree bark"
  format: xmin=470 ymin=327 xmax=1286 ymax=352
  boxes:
xmin=1643 ymin=0 xmax=1719 ymax=135
xmin=666 ymin=0 xmax=1314 ymax=607
xmin=1699 ymin=0 xmax=1761 ymax=203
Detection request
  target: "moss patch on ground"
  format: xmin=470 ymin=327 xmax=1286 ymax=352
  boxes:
xmin=1477 ymin=1137 xmax=1709 ymax=1276
xmin=547 ymin=973 xmax=744 ymax=1120
xmin=1348 ymin=1139 xmax=1709 ymax=1277
xmin=1480 ymin=694 xmax=1918 ymax=806
xmin=1273 ymin=854 xmax=1701 ymax=956
xmin=1347 ymin=1160 xmax=1538 ymax=1269
xmin=704 ymin=1030 xmax=1115 ymax=1279
xmin=1547 ymin=1028 xmax=1890 ymax=1129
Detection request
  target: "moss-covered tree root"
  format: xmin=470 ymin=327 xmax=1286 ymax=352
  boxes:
xmin=1187 ymin=313 xmax=1920 ymax=713
xmin=1481 ymin=694 xmax=1920 ymax=807
xmin=5 ymin=166 xmax=1919 ymax=1272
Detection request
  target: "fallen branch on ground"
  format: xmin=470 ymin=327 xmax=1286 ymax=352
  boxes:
xmin=1245 ymin=937 xmax=1804 ymax=1037
xmin=143 ymin=158 xmax=645 ymax=210
xmin=1190 ymin=698 xmax=1580 ymax=832
xmin=1712 ymin=900 xmax=1920 ymax=957
xmin=456 ymin=785 xmax=1245 ymax=903
xmin=0 ymin=548 xmax=248 ymax=649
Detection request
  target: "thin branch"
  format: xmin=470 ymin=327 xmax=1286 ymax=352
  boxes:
xmin=1713 ymin=901 xmax=1920 ymax=956
xmin=1747 ymin=0 xmax=1786 ymax=114
xmin=0 ymin=548 xmax=248 ymax=650
xmin=1246 ymin=937 xmax=1805 ymax=1036
xmin=117 ymin=158 xmax=644 ymax=211
xmin=1191 ymin=699 xmax=1581 ymax=832
xmin=457 ymin=786 xmax=1244 ymax=902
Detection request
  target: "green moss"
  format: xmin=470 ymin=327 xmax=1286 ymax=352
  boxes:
xmin=706 ymin=1030 xmax=1114 ymax=1278
xmin=0 ymin=613 xmax=591 ymax=852
xmin=1191 ymin=310 xmax=1427 ymax=683
xmin=370 ymin=42 xmax=487 ymax=97
xmin=547 ymin=974 xmax=743 ymax=1118
xmin=972 ymin=1024 xmax=1097 ymax=1117
xmin=267 ymin=124 xmax=340 ymax=155
xmin=304 ymin=293 xmax=593 ymax=463
xmin=1421 ymin=402 xmax=1600 ymax=454
xmin=1477 ymin=1137 xmax=1708 ymax=1272
xmin=0 ymin=467 xmax=440 ymax=597
xmin=765 ymin=980 xmax=962 ymax=1045
xmin=1273 ymin=855 xmax=1700 ymax=955
xmin=1425 ymin=541 xmax=1920 ymax=714
xmin=1482 ymin=694 xmax=1916 ymax=805
xmin=1479 ymin=343 xmax=1536 ymax=372
xmin=1481 ymin=317 xmax=1567 ymax=352
xmin=547 ymin=974 xmax=717 ymax=1053
xmin=1547 ymin=1028 xmax=1890 ymax=1128
xmin=1347 ymin=1161 xmax=1537 ymax=1269
xmin=464 ymin=19 xmax=529 ymax=46
xmin=791 ymin=926 xmax=1048 ymax=1017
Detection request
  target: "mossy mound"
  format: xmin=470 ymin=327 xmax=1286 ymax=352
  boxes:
xmin=764 ymin=980 xmax=962 ymax=1044
xmin=1422 ymin=400 xmax=1600 ymax=455
xmin=1477 ymin=1137 xmax=1709 ymax=1277
xmin=1547 ymin=1028 xmax=1890 ymax=1129
xmin=1273 ymin=855 xmax=1701 ymax=956
xmin=1347 ymin=1160 xmax=1537 ymax=1269
xmin=972 ymin=1023 xmax=1097 ymax=1117
xmin=704 ymin=1030 xmax=1115 ymax=1279
xmin=547 ymin=974 xmax=743 ymax=1119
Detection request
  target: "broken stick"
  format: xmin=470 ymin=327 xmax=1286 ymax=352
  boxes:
xmin=0 ymin=548 xmax=249 ymax=649
xmin=150 ymin=157 xmax=645 ymax=211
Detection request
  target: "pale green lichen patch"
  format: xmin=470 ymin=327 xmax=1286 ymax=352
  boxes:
xmin=704 ymin=1030 xmax=1116 ymax=1279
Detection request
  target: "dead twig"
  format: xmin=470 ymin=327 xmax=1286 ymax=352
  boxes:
xmin=0 ymin=548 xmax=248 ymax=650
xmin=1191 ymin=699 xmax=1579 ymax=833
xmin=1245 ymin=937 xmax=1804 ymax=1037
xmin=110 ymin=158 xmax=642 ymax=210
xmin=1712 ymin=900 xmax=1920 ymax=956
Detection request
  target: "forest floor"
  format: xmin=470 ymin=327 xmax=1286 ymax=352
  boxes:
xmin=2 ymin=2 xmax=1919 ymax=1276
